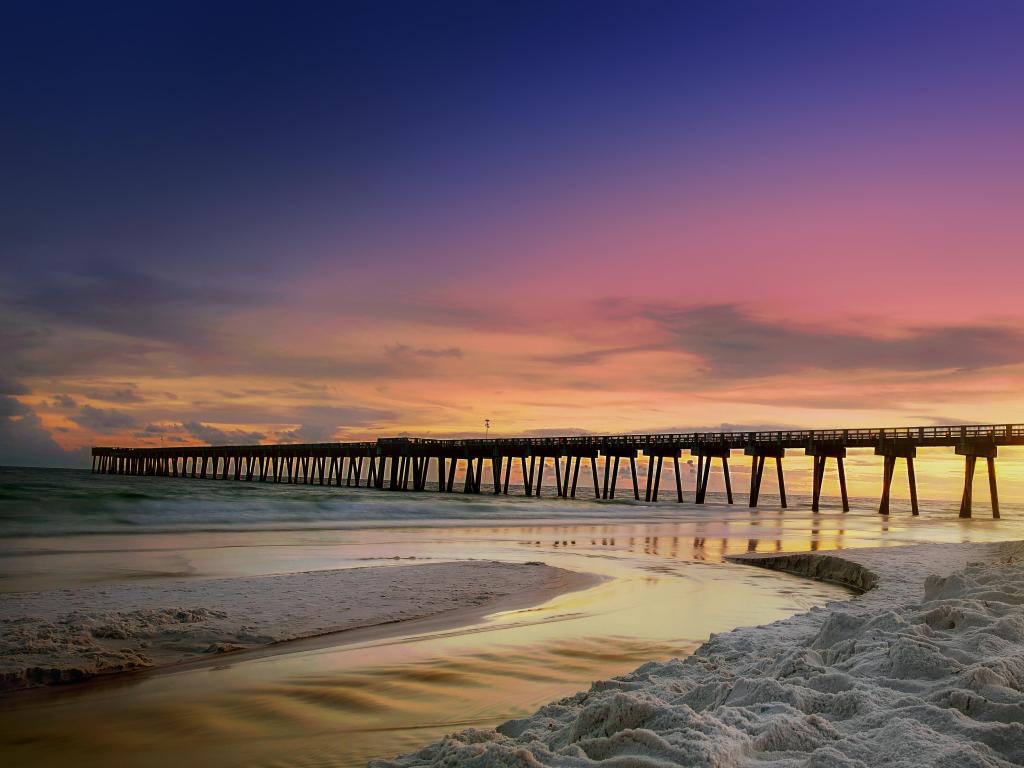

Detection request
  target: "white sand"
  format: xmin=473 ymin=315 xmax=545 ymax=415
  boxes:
xmin=374 ymin=541 xmax=1024 ymax=767
xmin=0 ymin=560 xmax=586 ymax=690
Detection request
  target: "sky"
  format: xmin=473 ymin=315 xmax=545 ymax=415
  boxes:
xmin=3 ymin=0 xmax=1024 ymax=491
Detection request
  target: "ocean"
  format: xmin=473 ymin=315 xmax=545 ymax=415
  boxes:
xmin=1 ymin=466 xmax=1021 ymax=767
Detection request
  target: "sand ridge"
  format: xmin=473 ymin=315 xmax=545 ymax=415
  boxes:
xmin=373 ymin=541 xmax=1024 ymax=767
xmin=0 ymin=560 xmax=585 ymax=690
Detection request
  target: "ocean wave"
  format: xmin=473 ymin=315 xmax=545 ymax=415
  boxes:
xmin=0 ymin=466 xmax=997 ymax=539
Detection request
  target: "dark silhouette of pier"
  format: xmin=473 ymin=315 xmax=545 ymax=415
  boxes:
xmin=91 ymin=423 xmax=1021 ymax=518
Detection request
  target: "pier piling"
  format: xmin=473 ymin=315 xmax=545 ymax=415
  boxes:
xmin=744 ymin=445 xmax=785 ymax=507
xmin=693 ymin=444 xmax=732 ymax=504
xmin=807 ymin=443 xmax=848 ymax=512
xmin=957 ymin=440 xmax=999 ymax=519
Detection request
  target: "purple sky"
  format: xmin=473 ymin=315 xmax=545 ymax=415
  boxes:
xmin=2 ymin=1 xmax=1024 ymax=480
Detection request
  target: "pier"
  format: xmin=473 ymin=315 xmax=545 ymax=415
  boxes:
xmin=91 ymin=423 xmax=1024 ymax=517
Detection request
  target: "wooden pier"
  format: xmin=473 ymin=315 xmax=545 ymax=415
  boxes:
xmin=91 ymin=423 xmax=1024 ymax=517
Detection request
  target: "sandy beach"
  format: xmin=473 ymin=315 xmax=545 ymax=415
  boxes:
xmin=0 ymin=560 xmax=596 ymax=691
xmin=376 ymin=540 xmax=1024 ymax=767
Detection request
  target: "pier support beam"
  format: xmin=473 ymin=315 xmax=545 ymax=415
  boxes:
xmin=806 ymin=444 xmax=848 ymax=512
xmin=420 ymin=457 xmax=431 ymax=491
xmin=692 ymin=445 xmax=732 ymax=504
xmin=643 ymin=449 xmax=681 ymax=502
xmin=567 ymin=453 xmax=600 ymax=499
xmin=599 ymin=449 xmax=637 ymax=500
xmin=744 ymin=445 xmax=785 ymax=508
xmin=446 ymin=456 xmax=457 ymax=492
xmin=956 ymin=442 xmax=999 ymax=519
xmin=521 ymin=456 xmax=535 ymax=496
xmin=388 ymin=456 xmax=400 ymax=490
xmin=875 ymin=442 xmax=918 ymax=516
xmin=550 ymin=455 xmax=574 ymax=498
xmin=491 ymin=456 xmax=502 ymax=494
xmin=401 ymin=456 xmax=412 ymax=490
xmin=644 ymin=454 xmax=657 ymax=501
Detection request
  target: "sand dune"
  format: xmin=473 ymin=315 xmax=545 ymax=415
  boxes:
xmin=374 ymin=541 xmax=1024 ymax=767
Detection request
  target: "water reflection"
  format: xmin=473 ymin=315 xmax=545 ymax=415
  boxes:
xmin=1 ymin=503 xmax=1022 ymax=768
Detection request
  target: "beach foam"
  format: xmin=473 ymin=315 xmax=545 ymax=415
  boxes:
xmin=0 ymin=560 xmax=581 ymax=690
xmin=372 ymin=541 xmax=1024 ymax=767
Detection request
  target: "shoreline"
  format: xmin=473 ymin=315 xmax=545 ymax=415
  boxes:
xmin=0 ymin=560 xmax=601 ymax=693
xmin=375 ymin=539 xmax=1024 ymax=767
xmin=4 ymin=469 xmax=1010 ymax=545
xmin=148 ymin=563 xmax=603 ymax=678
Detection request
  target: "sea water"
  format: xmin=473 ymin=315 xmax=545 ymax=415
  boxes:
xmin=0 ymin=467 xmax=1021 ymax=767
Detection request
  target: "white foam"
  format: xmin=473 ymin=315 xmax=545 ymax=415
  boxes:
xmin=0 ymin=560 xmax=573 ymax=690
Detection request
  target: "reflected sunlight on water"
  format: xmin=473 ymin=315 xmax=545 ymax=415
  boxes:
xmin=1 ymin=468 xmax=1023 ymax=767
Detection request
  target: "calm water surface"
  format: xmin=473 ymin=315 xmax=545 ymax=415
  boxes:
xmin=1 ymin=468 xmax=1021 ymax=767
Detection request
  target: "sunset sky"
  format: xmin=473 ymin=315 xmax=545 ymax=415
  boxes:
xmin=3 ymin=1 xmax=1024 ymax=492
